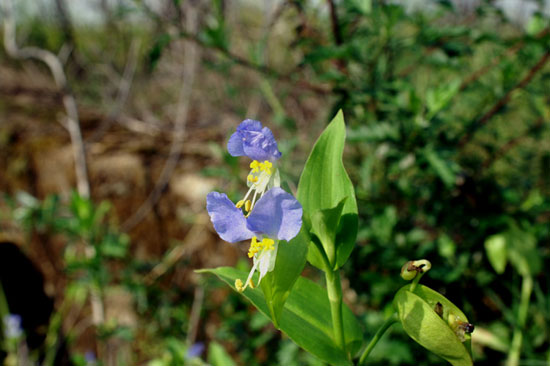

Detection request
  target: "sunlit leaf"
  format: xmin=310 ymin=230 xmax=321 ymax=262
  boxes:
xmin=198 ymin=267 xmax=363 ymax=366
xmin=484 ymin=234 xmax=507 ymax=274
xmin=297 ymin=110 xmax=358 ymax=270
xmin=260 ymin=228 xmax=309 ymax=327
xmin=394 ymin=284 xmax=473 ymax=366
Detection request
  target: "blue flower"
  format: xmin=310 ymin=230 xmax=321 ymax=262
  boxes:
xmin=206 ymin=187 xmax=302 ymax=243
xmin=207 ymin=187 xmax=302 ymax=290
xmin=85 ymin=351 xmax=97 ymax=366
xmin=3 ymin=314 xmax=22 ymax=339
xmin=227 ymin=119 xmax=282 ymax=162
xmin=186 ymin=342 xmax=205 ymax=359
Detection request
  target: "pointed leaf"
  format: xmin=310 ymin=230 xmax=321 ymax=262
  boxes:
xmin=297 ymin=110 xmax=358 ymax=270
xmin=261 ymin=228 xmax=309 ymax=326
xmin=310 ymin=198 xmax=347 ymax=267
xmin=506 ymin=230 xmax=541 ymax=276
xmin=198 ymin=267 xmax=363 ymax=366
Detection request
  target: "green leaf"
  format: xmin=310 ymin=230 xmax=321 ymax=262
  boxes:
xmin=393 ymin=284 xmax=473 ymax=366
xmin=208 ymin=341 xmax=236 ymax=366
xmin=198 ymin=267 xmax=363 ymax=366
xmin=506 ymin=230 xmax=541 ymax=276
xmin=423 ymin=148 xmax=457 ymax=188
xmin=310 ymin=198 xmax=347 ymax=267
xmin=484 ymin=234 xmax=507 ymax=274
xmin=297 ymin=110 xmax=358 ymax=270
xmin=425 ymin=79 xmax=461 ymax=119
xmin=261 ymin=228 xmax=309 ymax=327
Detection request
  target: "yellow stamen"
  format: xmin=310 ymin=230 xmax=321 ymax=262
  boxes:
xmin=247 ymin=279 xmax=255 ymax=289
xmin=250 ymin=160 xmax=260 ymax=173
xmin=261 ymin=160 xmax=272 ymax=175
xmin=245 ymin=200 xmax=252 ymax=212
xmin=248 ymin=236 xmax=260 ymax=258
xmin=235 ymin=279 xmax=244 ymax=292
xmin=262 ymin=238 xmax=275 ymax=251
xmin=236 ymin=200 xmax=245 ymax=208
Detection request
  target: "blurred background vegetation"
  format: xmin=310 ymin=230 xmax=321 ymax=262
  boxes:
xmin=0 ymin=0 xmax=549 ymax=365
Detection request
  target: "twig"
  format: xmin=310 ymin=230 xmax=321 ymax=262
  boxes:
xmin=459 ymin=28 xmax=550 ymax=92
xmin=121 ymin=1 xmax=200 ymax=232
xmin=482 ymin=117 xmax=546 ymax=169
xmin=459 ymin=50 xmax=550 ymax=147
xmin=144 ymin=221 xmax=205 ymax=284
xmin=186 ymin=286 xmax=204 ymax=346
xmin=2 ymin=0 xmax=90 ymax=198
xmin=137 ymin=1 xmax=331 ymax=95
xmin=327 ymin=0 xmax=347 ymax=73
xmin=178 ymin=29 xmax=331 ymax=94
xmin=87 ymin=39 xmax=140 ymax=143
xmin=327 ymin=0 xmax=343 ymax=45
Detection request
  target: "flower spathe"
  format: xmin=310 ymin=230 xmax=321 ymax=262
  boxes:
xmin=227 ymin=119 xmax=282 ymax=162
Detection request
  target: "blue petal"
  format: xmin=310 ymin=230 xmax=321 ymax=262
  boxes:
xmin=227 ymin=119 xmax=281 ymax=161
xmin=206 ymin=192 xmax=254 ymax=243
xmin=227 ymin=130 xmax=245 ymax=157
xmin=247 ymin=187 xmax=302 ymax=241
xmin=238 ymin=119 xmax=263 ymax=133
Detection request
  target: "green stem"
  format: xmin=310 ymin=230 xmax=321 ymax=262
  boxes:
xmin=358 ymin=313 xmax=398 ymax=365
xmin=506 ymin=275 xmax=533 ymax=366
xmin=326 ymin=269 xmax=346 ymax=354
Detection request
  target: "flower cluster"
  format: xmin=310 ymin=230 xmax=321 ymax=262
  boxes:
xmin=207 ymin=119 xmax=302 ymax=292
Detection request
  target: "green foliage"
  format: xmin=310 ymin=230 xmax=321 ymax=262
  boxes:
xmin=394 ymin=284 xmax=473 ymax=366
xmin=297 ymin=111 xmax=358 ymax=271
xmin=199 ymin=267 xmax=363 ymax=366
xmin=4 ymin=0 xmax=550 ymax=365
xmin=260 ymin=228 xmax=309 ymax=326
xmin=208 ymin=341 xmax=237 ymax=366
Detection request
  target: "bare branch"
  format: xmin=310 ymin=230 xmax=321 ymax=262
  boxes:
xmin=121 ymin=1 xmax=201 ymax=232
xmin=2 ymin=0 xmax=90 ymax=198
xmin=136 ymin=0 xmax=331 ymax=95
xmin=482 ymin=117 xmax=547 ymax=170
xmin=327 ymin=0 xmax=343 ymax=45
xmin=459 ymin=50 xmax=550 ymax=147
xmin=87 ymin=39 xmax=141 ymax=143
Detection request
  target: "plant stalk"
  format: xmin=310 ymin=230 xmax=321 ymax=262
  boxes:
xmin=506 ymin=275 xmax=533 ymax=366
xmin=326 ymin=269 xmax=346 ymax=354
xmin=358 ymin=313 xmax=398 ymax=365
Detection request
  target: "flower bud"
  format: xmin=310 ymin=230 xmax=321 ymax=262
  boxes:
xmin=393 ymin=283 xmax=473 ymax=366
xmin=400 ymin=259 xmax=432 ymax=280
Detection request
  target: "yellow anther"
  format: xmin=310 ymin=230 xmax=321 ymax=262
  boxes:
xmin=247 ymin=279 xmax=255 ymax=289
xmin=250 ymin=160 xmax=260 ymax=173
xmin=261 ymin=160 xmax=272 ymax=175
xmin=245 ymin=200 xmax=252 ymax=212
xmin=262 ymin=238 xmax=275 ymax=251
xmin=247 ymin=174 xmax=259 ymax=183
xmin=235 ymin=279 xmax=244 ymax=292
xmin=248 ymin=237 xmax=260 ymax=258
xmin=236 ymin=200 xmax=245 ymax=208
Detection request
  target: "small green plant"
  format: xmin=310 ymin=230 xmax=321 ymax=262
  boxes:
xmin=200 ymin=113 xmax=475 ymax=365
